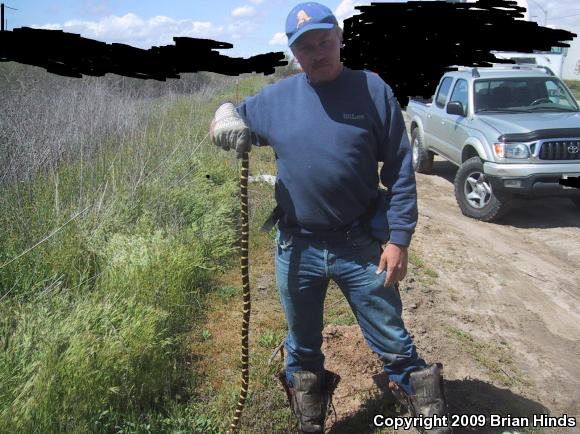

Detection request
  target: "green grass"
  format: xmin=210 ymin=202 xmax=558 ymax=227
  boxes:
xmin=408 ymin=249 xmax=438 ymax=285
xmin=447 ymin=327 xmax=529 ymax=388
xmin=564 ymin=80 xmax=580 ymax=100
xmin=0 ymin=70 xmax=272 ymax=433
xmin=257 ymin=330 xmax=285 ymax=349
xmin=0 ymin=63 xmax=444 ymax=432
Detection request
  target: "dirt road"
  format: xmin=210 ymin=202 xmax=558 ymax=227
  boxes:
xmin=411 ymin=158 xmax=579 ymax=412
xmin=322 ymin=118 xmax=580 ymax=433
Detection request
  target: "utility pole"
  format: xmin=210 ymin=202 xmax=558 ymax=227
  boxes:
xmin=1 ymin=3 xmax=18 ymax=31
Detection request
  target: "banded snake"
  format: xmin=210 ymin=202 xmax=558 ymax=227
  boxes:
xmin=227 ymin=151 xmax=251 ymax=433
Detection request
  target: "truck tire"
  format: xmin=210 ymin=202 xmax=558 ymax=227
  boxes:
xmin=411 ymin=128 xmax=434 ymax=173
xmin=454 ymin=156 xmax=512 ymax=221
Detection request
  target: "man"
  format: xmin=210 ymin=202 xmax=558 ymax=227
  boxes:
xmin=211 ymin=3 xmax=450 ymax=433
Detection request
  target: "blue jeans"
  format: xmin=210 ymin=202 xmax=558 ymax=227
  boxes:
xmin=275 ymin=226 xmax=426 ymax=395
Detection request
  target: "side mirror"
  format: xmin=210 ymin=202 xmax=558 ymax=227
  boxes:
xmin=447 ymin=101 xmax=465 ymax=116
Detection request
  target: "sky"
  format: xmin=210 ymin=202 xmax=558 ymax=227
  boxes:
xmin=4 ymin=0 xmax=580 ymax=58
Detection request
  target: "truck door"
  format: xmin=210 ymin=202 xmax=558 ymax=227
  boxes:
xmin=426 ymin=76 xmax=455 ymax=160
xmin=442 ymin=78 xmax=470 ymax=163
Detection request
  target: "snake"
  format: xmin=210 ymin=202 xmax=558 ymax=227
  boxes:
xmin=227 ymin=151 xmax=251 ymax=434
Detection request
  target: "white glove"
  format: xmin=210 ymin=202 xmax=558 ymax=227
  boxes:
xmin=210 ymin=102 xmax=252 ymax=158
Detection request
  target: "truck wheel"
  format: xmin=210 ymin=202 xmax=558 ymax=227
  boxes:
xmin=411 ymin=128 xmax=433 ymax=173
xmin=454 ymin=157 xmax=511 ymax=221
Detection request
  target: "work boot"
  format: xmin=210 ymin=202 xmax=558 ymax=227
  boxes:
xmin=277 ymin=369 xmax=340 ymax=433
xmin=389 ymin=363 xmax=452 ymax=434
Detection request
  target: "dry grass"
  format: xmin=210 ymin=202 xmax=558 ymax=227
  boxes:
xmin=0 ymin=61 xmax=280 ymax=432
xmin=0 ymin=62 xmax=229 ymax=185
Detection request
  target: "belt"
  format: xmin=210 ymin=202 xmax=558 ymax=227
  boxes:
xmin=261 ymin=205 xmax=369 ymax=241
xmin=281 ymin=224 xmax=367 ymax=242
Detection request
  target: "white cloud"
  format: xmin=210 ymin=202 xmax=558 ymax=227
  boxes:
xmin=35 ymin=23 xmax=63 ymax=30
xmin=30 ymin=0 xmax=579 ymax=58
xmin=269 ymin=31 xmax=287 ymax=45
xmin=227 ymin=18 xmax=259 ymax=42
xmin=231 ymin=6 xmax=256 ymax=18
xmin=334 ymin=0 xmax=365 ymax=26
xmin=32 ymin=13 xmax=224 ymax=49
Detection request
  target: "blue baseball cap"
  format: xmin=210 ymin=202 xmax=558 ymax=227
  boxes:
xmin=286 ymin=2 xmax=339 ymax=47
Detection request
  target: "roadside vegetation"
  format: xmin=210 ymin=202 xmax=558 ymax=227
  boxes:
xmin=0 ymin=61 xmax=296 ymax=433
xmin=0 ymin=58 xmax=440 ymax=434
xmin=0 ymin=57 xmax=406 ymax=433
xmin=564 ymin=79 xmax=580 ymax=100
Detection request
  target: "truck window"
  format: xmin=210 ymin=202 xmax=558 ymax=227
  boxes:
xmin=545 ymin=80 xmax=576 ymax=108
xmin=474 ymin=77 xmax=579 ymax=112
xmin=449 ymin=79 xmax=469 ymax=115
xmin=435 ymin=77 xmax=453 ymax=108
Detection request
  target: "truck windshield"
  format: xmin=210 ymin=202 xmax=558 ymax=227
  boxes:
xmin=474 ymin=77 xmax=579 ymax=113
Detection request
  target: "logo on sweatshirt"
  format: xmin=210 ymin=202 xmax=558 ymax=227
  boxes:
xmin=343 ymin=113 xmax=365 ymax=121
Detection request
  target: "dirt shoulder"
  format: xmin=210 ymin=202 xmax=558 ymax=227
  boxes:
xmin=400 ymin=157 xmax=579 ymax=423
xmin=323 ymin=116 xmax=580 ymax=433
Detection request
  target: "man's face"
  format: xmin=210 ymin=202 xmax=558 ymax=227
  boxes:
xmin=291 ymin=29 xmax=342 ymax=84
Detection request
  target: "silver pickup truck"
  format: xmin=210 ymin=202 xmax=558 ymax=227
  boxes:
xmin=407 ymin=65 xmax=580 ymax=221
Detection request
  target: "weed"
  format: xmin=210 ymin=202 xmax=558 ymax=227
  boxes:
xmin=424 ymin=268 xmax=439 ymax=278
xmin=409 ymin=250 xmax=425 ymax=268
xmin=447 ymin=327 xmax=529 ymax=388
xmin=409 ymin=248 xmax=438 ymax=282
xmin=216 ymin=286 xmax=238 ymax=300
xmin=0 ymin=63 xmax=271 ymax=431
xmin=257 ymin=330 xmax=284 ymax=349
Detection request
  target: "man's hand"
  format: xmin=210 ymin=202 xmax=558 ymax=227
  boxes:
xmin=210 ymin=102 xmax=252 ymax=158
xmin=376 ymin=243 xmax=408 ymax=288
